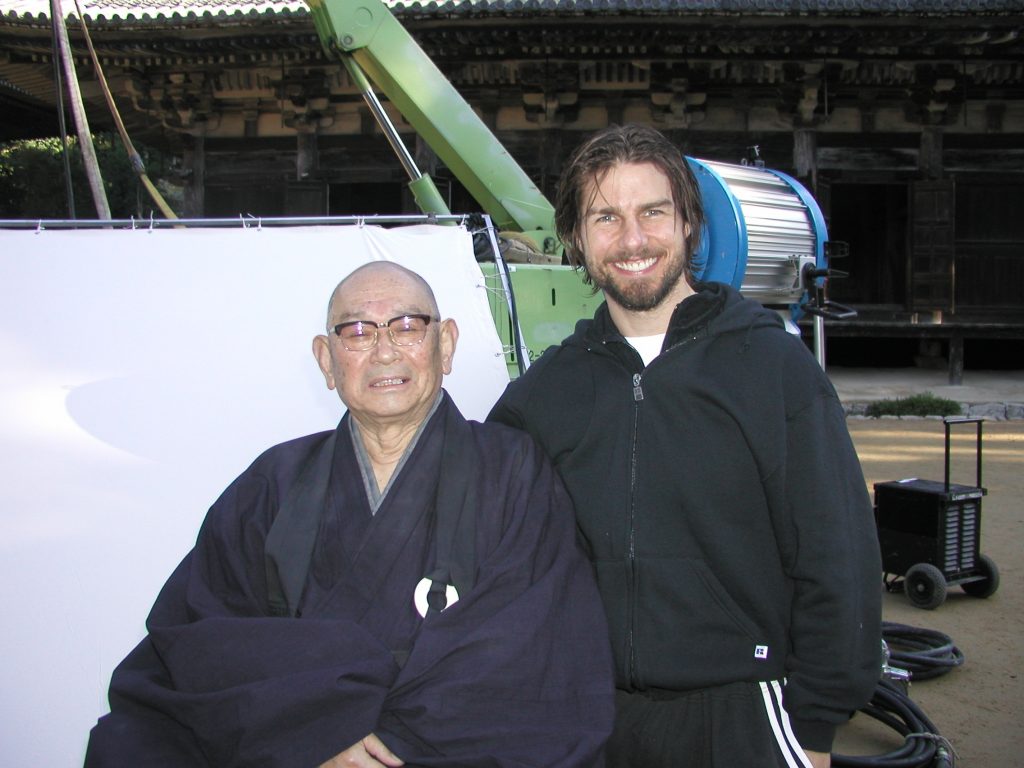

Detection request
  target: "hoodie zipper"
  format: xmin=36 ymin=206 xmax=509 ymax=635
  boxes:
xmin=622 ymin=346 xmax=697 ymax=689
xmin=627 ymin=370 xmax=643 ymax=688
xmin=596 ymin=339 xmax=698 ymax=689
xmin=588 ymin=290 xmax=728 ymax=689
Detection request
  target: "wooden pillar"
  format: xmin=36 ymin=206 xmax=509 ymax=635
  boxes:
xmin=948 ymin=333 xmax=964 ymax=386
xmin=919 ymin=127 xmax=944 ymax=181
xmin=182 ymin=133 xmax=205 ymax=218
xmin=414 ymin=134 xmax=438 ymax=178
xmin=296 ymin=131 xmax=319 ymax=180
xmin=793 ymin=128 xmax=817 ymax=190
xmin=539 ymin=129 xmax=565 ymax=203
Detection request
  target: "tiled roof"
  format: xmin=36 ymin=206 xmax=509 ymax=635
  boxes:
xmin=1 ymin=0 xmax=308 ymax=21
xmin=1 ymin=0 xmax=1022 ymax=22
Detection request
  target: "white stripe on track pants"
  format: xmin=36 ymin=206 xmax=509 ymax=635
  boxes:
xmin=605 ymin=679 xmax=816 ymax=768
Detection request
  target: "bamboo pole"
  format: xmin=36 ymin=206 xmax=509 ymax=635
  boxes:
xmin=71 ymin=0 xmax=178 ymax=220
xmin=49 ymin=0 xmax=76 ymax=218
xmin=51 ymin=0 xmax=110 ymax=219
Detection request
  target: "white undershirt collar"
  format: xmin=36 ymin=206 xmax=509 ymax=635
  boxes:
xmin=624 ymin=333 xmax=666 ymax=367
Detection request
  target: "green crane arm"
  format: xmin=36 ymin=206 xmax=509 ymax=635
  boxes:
xmin=306 ymin=0 xmax=559 ymax=255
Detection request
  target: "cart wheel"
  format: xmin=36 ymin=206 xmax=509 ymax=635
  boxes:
xmin=904 ymin=563 xmax=947 ymax=609
xmin=961 ymin=553 xmax=1000 ymax=599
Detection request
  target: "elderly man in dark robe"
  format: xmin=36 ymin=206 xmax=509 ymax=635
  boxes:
xmin=85 ymin=261 xmax=615 ymax=768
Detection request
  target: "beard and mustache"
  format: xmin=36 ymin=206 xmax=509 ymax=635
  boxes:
xmin=590 ymin=247 xmax=688 ymax=313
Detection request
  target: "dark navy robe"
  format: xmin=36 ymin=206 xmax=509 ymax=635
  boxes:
xmin=85 ymin=393 xmax=614 ymax=767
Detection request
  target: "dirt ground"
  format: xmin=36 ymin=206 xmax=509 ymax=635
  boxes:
xmin=832 ymin=419 xmax=1024 ymax=767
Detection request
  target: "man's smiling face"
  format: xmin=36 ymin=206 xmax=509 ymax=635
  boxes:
xmin=313 ymin=264 xmax=456 ymax=433
xmin=580 ymin=161 xmax=692 ymax=314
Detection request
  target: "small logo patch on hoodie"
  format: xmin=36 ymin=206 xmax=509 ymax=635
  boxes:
xmin=754 ymin=645 xmax=769 ymax=660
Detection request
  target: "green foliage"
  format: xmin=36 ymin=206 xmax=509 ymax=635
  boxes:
xmin=0 ymin=134 xmax=178 ymax=218
xmin=865 ymin=391 xmax=963 ymax=418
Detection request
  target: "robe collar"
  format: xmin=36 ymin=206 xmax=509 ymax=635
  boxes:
xmin=264 ymin=391 xmax=479 ymax=619
xmin=349 ymin=391 xmax=444 ymax=514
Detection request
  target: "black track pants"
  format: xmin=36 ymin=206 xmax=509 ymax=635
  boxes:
xmin=605 ymin=681 xmax=815 ymax=768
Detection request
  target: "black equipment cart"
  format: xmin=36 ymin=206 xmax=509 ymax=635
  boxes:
xmin=874 ymin=417 xmax=1000 ymax=609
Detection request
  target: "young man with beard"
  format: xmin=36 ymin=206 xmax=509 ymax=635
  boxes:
xmin=488 ymin=124 xmax=882 ymax=768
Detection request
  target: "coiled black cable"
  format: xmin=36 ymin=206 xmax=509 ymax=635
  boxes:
xmin=832 ymin=679 xmax=954 ymax=767
xmin=831 ymin=622 xmax=962 ymax=768
xmin=880 ymin=622 xmax=964 ymax=681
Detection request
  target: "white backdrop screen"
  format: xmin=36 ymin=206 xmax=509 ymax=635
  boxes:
xmin=0 ymin=223 xmax=510 ymax=766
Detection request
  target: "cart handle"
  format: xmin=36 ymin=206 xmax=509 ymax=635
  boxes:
xmin=943 ymin=417 xmax=984 ymax=492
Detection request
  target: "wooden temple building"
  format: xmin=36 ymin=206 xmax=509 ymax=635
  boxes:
xmin=2 ymin=0 xmax=1023 ymax=372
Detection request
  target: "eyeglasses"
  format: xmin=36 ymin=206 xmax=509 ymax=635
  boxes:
xmin=330 ymin=314 xmax=439 ymax=351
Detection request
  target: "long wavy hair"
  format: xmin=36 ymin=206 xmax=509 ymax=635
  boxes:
xmin=554 ymin=124 xmax=706 ymax=287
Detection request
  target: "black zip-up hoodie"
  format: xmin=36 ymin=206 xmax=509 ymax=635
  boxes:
xmin=488 ymin=281 xmax=881 ymax=753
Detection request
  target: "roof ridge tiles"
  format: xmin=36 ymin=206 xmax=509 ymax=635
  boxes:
xmin=1 ymin=0 xmax=1022 ymax=23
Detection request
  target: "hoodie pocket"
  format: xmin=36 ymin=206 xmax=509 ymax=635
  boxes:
xmin=633 ymin=557 xmax=767 ymax=689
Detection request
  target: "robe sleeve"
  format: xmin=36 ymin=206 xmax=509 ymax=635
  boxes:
xmin=85 ymin=470 xmax=403 ymax=768
xmin=373 ymin=428 xmax=615 ymax=767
